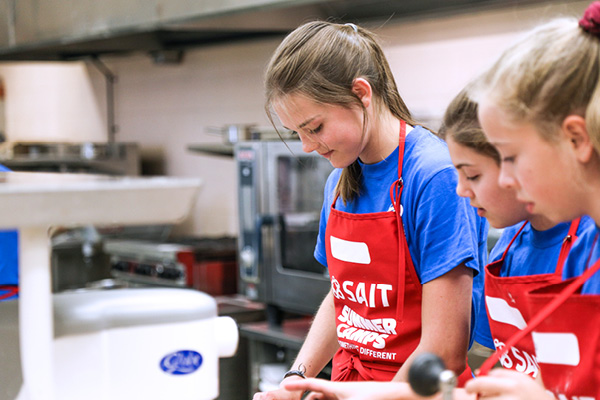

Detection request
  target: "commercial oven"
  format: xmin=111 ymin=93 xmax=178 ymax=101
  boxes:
xmin=235 ymin=140 xmax=333 ymax=322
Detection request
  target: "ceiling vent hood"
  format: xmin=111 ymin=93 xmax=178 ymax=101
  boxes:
xmin=0 ymin=0 xmax=552 ymax=61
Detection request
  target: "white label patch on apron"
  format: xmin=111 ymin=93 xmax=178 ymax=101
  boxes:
xmin=485 ymin=296 xmax=527 ymax=330
xmin=330 ymin=236 xmax=371 ymax=264
xmin=532 ymin=332 xmax=580 ymax=366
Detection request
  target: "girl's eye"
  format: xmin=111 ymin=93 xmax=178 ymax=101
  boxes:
xmin=466 ymin=175 xmax=480 ymax=181
xmin=502 ymin=156 xmax=515 ymax=163
xmin=309 ymin=124 xmax=322 ymax=134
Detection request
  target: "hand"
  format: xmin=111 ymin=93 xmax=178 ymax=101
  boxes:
xmin=253 ymin=376 xmax=306 ymax=400
xmin=465 ymin=369 xmax=553 ymax=400
xmin=282 ymin=378 xmax=418 ymax=400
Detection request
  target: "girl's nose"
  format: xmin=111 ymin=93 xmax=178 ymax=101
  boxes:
xmin=299 ymin=133 xmax=319 ymax=153
xmin=455 ymin=177 xmax=474 ymax=199
xmin=498 ymin=164 xmax=518 ymax=189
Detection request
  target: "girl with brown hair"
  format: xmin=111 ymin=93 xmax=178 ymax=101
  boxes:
xmin=254 ymin=20 xmax=486 ymax=400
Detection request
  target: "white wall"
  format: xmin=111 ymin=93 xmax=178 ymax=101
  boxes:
xmin=0 ymin=62 xmax=106 ymax=142
xmin=0 ymin=1 xmax=590 ymax=237
xmin=102 ymin=40 xmax=279 ymax=237
xmin=379 ymin=1 xmax=588 ymax=123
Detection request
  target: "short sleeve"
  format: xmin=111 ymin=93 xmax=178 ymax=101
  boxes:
xmin=473 ymin=298 xmax=495 ymax=349
xmin=408 ymin=166 xmax=482 ymax=284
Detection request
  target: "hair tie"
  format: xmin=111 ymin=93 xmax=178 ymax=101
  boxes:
xmin=579 ymin=1 xmax=600 ymax=36
xmin=345 ymin=23 xmax=358 ymax=33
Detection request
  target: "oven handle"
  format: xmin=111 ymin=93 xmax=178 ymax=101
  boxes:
xmin=256 ymin=214 xmax=286 ymax=264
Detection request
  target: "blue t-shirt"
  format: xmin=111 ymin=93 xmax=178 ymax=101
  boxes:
xmin=562 ymin=223 xmax=600 ymax=295
xmin=0 ymin=163 xmax=19 ymax=301
xmin=314 ymin=125 xmax=487 ymax=348
xmin=474 ymin=217 xmax=596 ymax=349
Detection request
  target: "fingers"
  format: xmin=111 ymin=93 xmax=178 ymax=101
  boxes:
xmin=282 ymin=378 xmax=330 ymax=393
xmin=253 ymin=391 xmax=285 ymax=400
xmin=465 ymin=369 xmax=547 ymax=400
xmin=283 ymin=378 xmax=339 ymax=400
xmin=252 ymin=388 xmax=302 ymax=400
xmin=305 ymin=391 xmax=326 ymax=400
xmin=466 ymin=376 xmax=511 ymax=395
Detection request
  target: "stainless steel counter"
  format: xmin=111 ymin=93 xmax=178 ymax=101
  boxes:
xmin=217 ymin=296 xmax=265 ymax=400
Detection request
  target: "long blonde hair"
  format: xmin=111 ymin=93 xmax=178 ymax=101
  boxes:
xmin=473 ymin=18 xmax=600 ymax=151
xmin=265 ymin=21 xmax=416 ymax=203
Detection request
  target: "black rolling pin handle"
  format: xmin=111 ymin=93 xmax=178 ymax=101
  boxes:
xmin=408 ymin=353 xmax=456 ymax=400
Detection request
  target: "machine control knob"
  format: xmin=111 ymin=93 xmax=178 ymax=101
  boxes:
xmin=112 ymin=260 xmax=130 ymax=272
xmin=240 ymin=246 xmax=255 ymax=268
xmin=135 ymin=263 xmax=154 ymax=276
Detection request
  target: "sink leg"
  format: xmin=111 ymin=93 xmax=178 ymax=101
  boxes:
xmin=18 ymin=226 xmax=54 ymax=400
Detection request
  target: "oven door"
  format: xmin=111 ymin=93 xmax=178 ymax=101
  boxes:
xmin=263 ymin=141 xmax=333 ymax=315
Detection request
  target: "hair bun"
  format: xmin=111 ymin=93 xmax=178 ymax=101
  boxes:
xmin=580 ymin=1 xmax=600 ymax=36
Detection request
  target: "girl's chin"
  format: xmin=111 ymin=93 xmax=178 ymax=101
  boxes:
xmin=485 ymin=214 xmax=519 ymax=230
xmin=525 ymin=202 xmax=535 ymax=214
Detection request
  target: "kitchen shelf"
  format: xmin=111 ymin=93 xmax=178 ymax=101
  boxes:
xmin=187 ymin=143 xmax=234 ymax=158
xmin=239 ymin=318 xmax=312 ymax=351
xmin=0 ymin=29 xmax=288 ymax=61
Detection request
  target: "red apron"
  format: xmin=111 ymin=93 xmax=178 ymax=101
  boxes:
xmin=325 ymin=121 xmax=471 ymax=384
xmin=523 ymin=236 xmax=600 ymax=399
xmin=483 ymin=219 xmax=580 ymax=378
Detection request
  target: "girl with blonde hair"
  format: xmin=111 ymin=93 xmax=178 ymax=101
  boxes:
xmin=467 ymin=2 xmax=600 ymax=398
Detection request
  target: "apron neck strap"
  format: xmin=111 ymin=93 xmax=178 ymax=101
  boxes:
xmin=499 ymin=221 xmax=529 ymax=262
xmin=397 ymin=120 xmax=406 ymax=181
xmin=0 ymin=285 xmax=18 ymax=301
xmin=389 ymin=120 xmax=407 ymax=208
xmin=556 ymin=217 xmax=582 ymax=274
xmin=392 ymin=120 xmax=407 ymax=320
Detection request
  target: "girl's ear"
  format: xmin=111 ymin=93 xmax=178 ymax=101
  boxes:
xmin=351 ymin=78 xmax=372 ymax=108
xmin=562 ymin=115 xmax=594 ymax=163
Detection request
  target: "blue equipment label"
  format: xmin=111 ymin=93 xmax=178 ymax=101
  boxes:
xmin=160 ymin=350 xmax=203 ymax=375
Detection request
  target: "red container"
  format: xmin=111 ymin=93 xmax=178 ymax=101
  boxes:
xmin=190 ymin=259 xmax=238 ymax=296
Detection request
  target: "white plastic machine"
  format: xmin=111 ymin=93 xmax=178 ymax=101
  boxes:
xmin=0 ymin=288 xmax=237 ymax=399
xmin=0 ymin=172 xmax=239 ymax=400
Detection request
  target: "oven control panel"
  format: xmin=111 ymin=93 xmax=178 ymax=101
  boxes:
xmin=104 ymin=240 xmax=194 ymax=287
